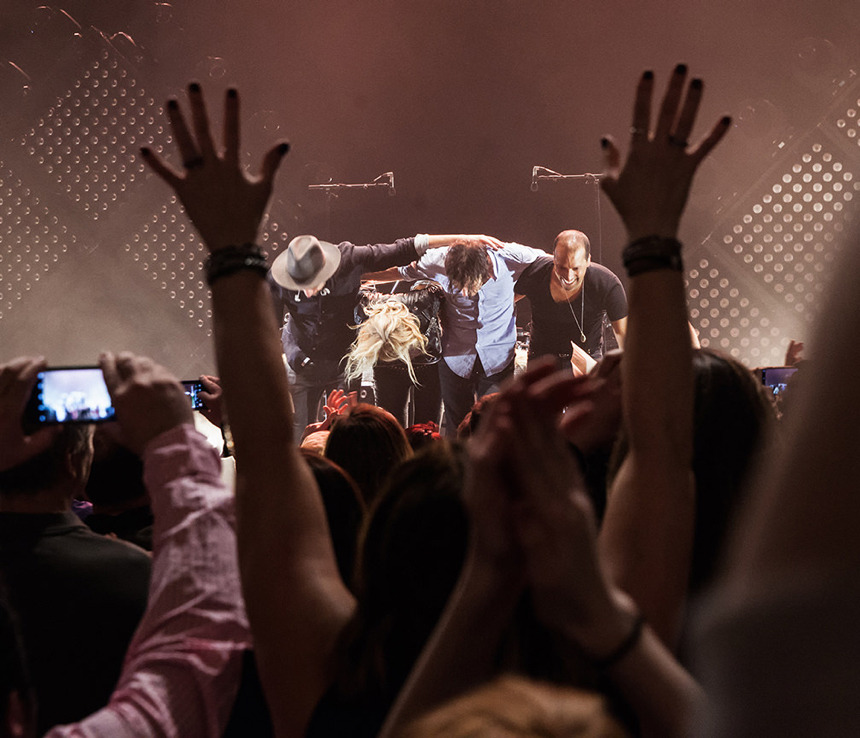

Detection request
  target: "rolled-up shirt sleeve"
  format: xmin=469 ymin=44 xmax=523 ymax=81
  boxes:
xmin=46 ymin=424 xmax=249 ymax=738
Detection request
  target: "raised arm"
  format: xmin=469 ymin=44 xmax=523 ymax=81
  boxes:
xmin=46 ymin=353 xmax=248 ymax=738
xmin=141 ymin=85 xmax=355 ymax=737
xmin=597 ymin=66 xmax=730 ymax=646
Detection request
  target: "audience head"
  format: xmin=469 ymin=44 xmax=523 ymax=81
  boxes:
xmin=300 ymin=430 xmax=330 ymax=456
xmin=445 ymin=243 xmax=492 ymax=298
xmin=345 ymin=301 xmax=429 ymax=385
xmin=0 ymin=424 xmax=93 ymax=501
xmin=609 ymin=347 xmax=774 ymax=593
xmin=339 ymin=442 xmax=469 ymax=701
xmin=404 ymin=422 xmax=442 ymax=452
xmin=84 ymin=426 xmax=147 ymax=509
xmin=399 ymin=675 xmax=628 ymax=738
xmin=687 ymin=348 xmax=775 ymax=591
xmin=299 ymin=449 xmax=366 ymax=588
xmin=456 ymin=393 xmax=499 ymax=439
xmin=325 ymin=403 xmax=412 ymax=506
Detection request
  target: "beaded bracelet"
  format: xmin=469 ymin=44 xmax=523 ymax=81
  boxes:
xmin=205 ymin=244 xmax=268 ymax=286
xmin=622 ymin=235 xmax=683 ymax=277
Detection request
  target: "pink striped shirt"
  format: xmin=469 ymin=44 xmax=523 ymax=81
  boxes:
xmin=46 ymin=424 xmax=250 ymax=737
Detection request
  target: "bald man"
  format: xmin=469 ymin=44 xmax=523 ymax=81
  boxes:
xmin=516 ymin=230 xmax=628 ymax=368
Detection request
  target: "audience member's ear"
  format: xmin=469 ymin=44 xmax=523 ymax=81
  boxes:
xmin=4 ymin=690 xmax=33 ymax=738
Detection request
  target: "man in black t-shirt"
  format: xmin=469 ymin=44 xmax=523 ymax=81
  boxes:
xmin=516 ymin=230 xmax=627 ymax=368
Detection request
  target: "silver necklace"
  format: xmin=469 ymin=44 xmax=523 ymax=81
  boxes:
xmin=561 ymin=277 xmax=586 ymax=344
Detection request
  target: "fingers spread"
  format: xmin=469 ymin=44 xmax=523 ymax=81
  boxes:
xmin=188 ymin=83 xmax=217 ymax=161
xmin=600 ymin=136 xmax=622 ymax=182
xmin=673 ymin=78 xmax=703 ymax=144
xmin=631 ymin=70 xmax=654 ymax=136
xmin=691 ymin=115 xmax=732 ymax=164
xmin=654 ymin=63 xmax=688 ymax=139
xmin=139 ymin=147 xmax=182 ymax=186
xmin=166 ymin=98 xmax=200 ymax=166
xmin=259 ymin=141 xmax=290 ymax=186
xmin=223 ymin=88 xmax=240 ymax=167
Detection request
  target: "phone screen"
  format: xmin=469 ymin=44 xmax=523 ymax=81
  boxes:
xmin=181 ymin=380 xmax=205 ymax=410
xmin=760 ymin=366 xmax=798 ymax=397
xmin=27 ymin=367 xmax=115 ymax=425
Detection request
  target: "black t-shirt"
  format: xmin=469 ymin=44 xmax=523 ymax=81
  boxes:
xmin=0 ymin=512 xmax=151 ymax=734
xmin=516 ymin=256 xmax=627 ymax=358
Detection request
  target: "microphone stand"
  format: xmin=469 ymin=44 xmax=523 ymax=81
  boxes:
xmin=308 ymin=172 xmax=395 ymax=241
xmin=530 ymin=166 xmax=605 ymax=264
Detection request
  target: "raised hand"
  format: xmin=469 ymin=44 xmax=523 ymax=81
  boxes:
xmin=100 ymin=352 xmax=194 ymax=455
xmin=0 ymin=356 xmax=59 ymax=472
xmin=601 ymin=65 xmax=731 ymax=241
xmin=140 ymin=84 xmax=290 ymax=251
xmin=322 ymin=388 xmax=355 ymax=419
xmin=198 ymin=374 xmax=224 ymax=427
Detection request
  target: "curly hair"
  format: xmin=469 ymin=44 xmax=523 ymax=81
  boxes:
xmin=345 ymin=301 xmax=430 ymax=385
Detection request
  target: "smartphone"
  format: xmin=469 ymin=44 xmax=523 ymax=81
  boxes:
xmin=181 ymin=380 xmax=205 ymax=410
xmin=760 ymin=366 xmax=798 ymax=397
xmin=24 ymin=366 xmax=115 ymax=427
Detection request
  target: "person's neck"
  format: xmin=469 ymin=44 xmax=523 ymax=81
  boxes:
xmin=551 ymin=270 xmax=583 ymax=299
xmin=0 ymin=486 xmax=72 ymax=514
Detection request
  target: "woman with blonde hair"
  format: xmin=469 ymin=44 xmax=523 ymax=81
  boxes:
xmin=346 ymin=282 xmax=444 ymax=426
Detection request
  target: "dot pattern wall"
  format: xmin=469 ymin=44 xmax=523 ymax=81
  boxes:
xmin=687 ymin=80 xmax=860 ymax=366
xmin=0 ymin=164 xmax=77 ymax=321
xmin=21 ymin=48 xmax=169 ymax=220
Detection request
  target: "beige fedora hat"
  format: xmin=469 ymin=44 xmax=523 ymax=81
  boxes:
xmin=270 ymin=235 xmax=342 ymax=291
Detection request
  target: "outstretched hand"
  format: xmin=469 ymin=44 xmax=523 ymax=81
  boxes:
xmin=140 ymin=84 xmax=290 ymax=251
xmin=601 ymin=65 xmax=731 ymax=241
xmin=0 ymin=357 xmax=59 ymax=472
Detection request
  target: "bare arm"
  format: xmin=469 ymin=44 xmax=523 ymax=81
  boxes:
xmin=597 ymin=66 xmax=731 ymax=646
xmin=611 ymin=316 xmax=627 ymax=348
xmin=141 ymin=85 xmax=355 ymax=738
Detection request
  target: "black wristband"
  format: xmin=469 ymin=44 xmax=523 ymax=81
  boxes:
xmin=590 ymin=613 xmax=645 ymax=671
xmin=622 ymin=236 xmax=683 ymax=277
xmin=205 ymin=245 xmax=268 ymax=286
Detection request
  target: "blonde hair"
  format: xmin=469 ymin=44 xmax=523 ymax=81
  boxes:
xmin=399 ymin=675 xmax=630 ymax=738
xmin=345 ymin=301 xmax=429 ymax=385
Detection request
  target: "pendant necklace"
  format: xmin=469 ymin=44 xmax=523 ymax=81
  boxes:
xmin=560 ymin=276 xmax=586 ymax=344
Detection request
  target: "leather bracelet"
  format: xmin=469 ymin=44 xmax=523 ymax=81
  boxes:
xmin=589 ymin=613 xmax=645 ymax=671
xmin=622 ymin=236 xmax=683 ymax=277
xmin=205 ymin=245 xmax=268 ymax=286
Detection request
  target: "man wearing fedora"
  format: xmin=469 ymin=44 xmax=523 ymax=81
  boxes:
xmin=269 ymin=233 xmax=502 ymax=440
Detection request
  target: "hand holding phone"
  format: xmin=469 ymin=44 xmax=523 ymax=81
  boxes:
xmin=100 ymin=352 xmax=195 ymax=455
xmin=1 ymin=357 xmax=60 ymax=473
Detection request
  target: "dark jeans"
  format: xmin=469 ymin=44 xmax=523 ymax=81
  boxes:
xmin=373 ymin=361 xmax=442 ymax=428
xmin=438 ymin=355 xmax=514 ymax=437
xmin=286 ymin=358 xmax=344 ymax=442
